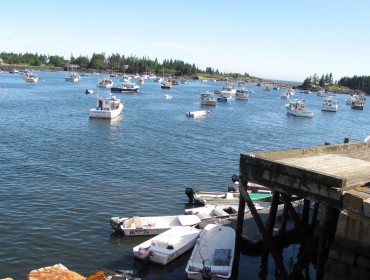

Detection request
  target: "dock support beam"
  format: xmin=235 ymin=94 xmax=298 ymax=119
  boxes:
xmin=236 ymin=179 xmax=288 ymax=278
xmin=232 ymin=190 xmax=246 ymax=280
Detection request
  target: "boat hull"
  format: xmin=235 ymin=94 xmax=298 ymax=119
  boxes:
xmin=186 ymin=110 xmax=210 ymax=118
xmin=286 ymin=107 xmax=314 ymax=117
xmin=133 ymin=226 xmax=201 ymax=265
xmin=321 ymin=106 xmax=338 ymax=112
xmin=192 ymin=191 xmax=271 ymax=205
xmin=185 ymin=224 xmax=235 ymax=280
xmin=111 ymin=87 xmax=139 ymax=93
xmin=200 ymin=100 xmax=217 ymax=106
xmin=89 ymin=103 xmax=123 ymax=119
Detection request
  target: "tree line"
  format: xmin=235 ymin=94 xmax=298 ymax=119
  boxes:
xmin=337 ymin=75 xmax=370 ymax=94
xmin=301 ymin=73 xmax=334 ymax=88
xmin=301 ymin=72 xmax=370 ymax=94
xmin=0 ymin=51 xmax=240 ymax=77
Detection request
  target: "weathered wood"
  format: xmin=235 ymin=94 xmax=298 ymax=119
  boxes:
xmin=280 ymin=193 xmax=308 ymax=241
xmin=239 ymin=179 xmax=288 ymax=278
xmin=261 ymin=190 xmax=280 ymax=270
xmin=240 ymin=142 xmax=370 ymax=208
xmin=232 ymin=190 xmax=246 ymax=280
xmin=290 ymin=226 xmax=320 ymax=278
xmin=302 ymin=199 xmax=310 ymax=228
xmin=236 ymin=141 xmax=370 ymax=278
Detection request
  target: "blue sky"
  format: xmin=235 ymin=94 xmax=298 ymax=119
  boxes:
xmin=1 ymin=1 xmax=369 ymax=82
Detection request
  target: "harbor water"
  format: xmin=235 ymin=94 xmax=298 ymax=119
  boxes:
xmin=0 ymin=70 xmax=368 ymax=279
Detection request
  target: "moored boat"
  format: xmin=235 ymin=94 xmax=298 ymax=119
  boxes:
xmin=154 ymin=77 xmax=163 ymax=83
xmin=184 ymin=201 xmax=269 ymax=221
xmin=161 ymin=81 xmax=172 ymax=89
xmin=24 ymin=72 xmax=39 ymax=83
xmin=65 ymin=72 xmax=81 ymax=82
xmin=110 ymin=214 xmax=201 ymax=236
xmin=200 ymin=91 xmax=217 ymax=106
xmin=185 ymin=224 xmax=235 ymax=280
xmin=235 ymin=88 xmax=249 ymax=100
xmin=137 ymin=77 xmax=144 ymax=84
xmin=185 ymin=181 xmax=272 ymax=205
xmin=111 ymin=83 xmax=139 ymax=93
xmin=220 ymin=83 xmax=236 ymax=95
xmin=97 ymin=77 xmax=114 ymax=88
xmin=285 ymin=99 xmax=314 ymax=117
xmin=88 ymin=95 xmax=124 ymax=119
xmin=217 ymin=95 xmax=231 ymax=102
xmin=186 ymin=110 xmax=210 ymax=118
xmin=263 ymin=85 xmax=270 ymax=91
xmin=321 ymin=96 xmax=338 ymax=112
xmin=133 ymin=226 xmax=202 ymax=265
xmin=185 ymin=189 xmax=272 ymax=205
xmin=351 ymin=99 xmax=365 ymax=110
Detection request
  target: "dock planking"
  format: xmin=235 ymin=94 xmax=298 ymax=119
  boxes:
xmin=240 ymin=142 xmax=370 ymax=208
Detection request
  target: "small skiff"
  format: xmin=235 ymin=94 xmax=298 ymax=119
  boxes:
xmin=184 ymin=201 xmax=270 ymax=221
xmin=186 ymin=110 xmax=210 ymax=118
xmin=110 ymin=214 xmax=201 ymax=236
xmin=185 ymin=224 xmax=235 ymax=280
xmin=133 ymin=226 xmax=202 ymax=265
xmin=185 ymin=182 xmax=272 ymax=205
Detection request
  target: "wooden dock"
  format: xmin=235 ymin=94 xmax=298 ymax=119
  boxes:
xmin=233 ymin=141 xmax=370 ymax=280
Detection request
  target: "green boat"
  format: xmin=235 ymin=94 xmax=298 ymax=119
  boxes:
xmin=185 ymin=187 xmax=272 ymax=205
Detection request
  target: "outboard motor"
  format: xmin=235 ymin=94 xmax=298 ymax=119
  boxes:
xmin=202 ymin=266 xmax=212 ymax=280
xmin=231 ymin=174 xmax=239 ymax=183
xmin=228 ymin=181 xmax=239 ymax=192
xmin=185 ymin=187 xmax=194 ymax=203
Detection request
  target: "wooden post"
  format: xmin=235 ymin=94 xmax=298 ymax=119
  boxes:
xmin=311 ymin=202 xmax=320 ymax=226
xmin=279 ymin=201 xmax=289 ymax=235
xmin=261 ymin=190 xmax=280 ymax=272
xmin=280 ymin=193 xmax=307 ymax=241
xmin=290 ymin=226 xmax=320 ymax=277
xmin=302 ymin=199 xmax=310 ymax=229
xmin=316 ymin=204 xmax=329 ymax=280
xmin=232 ymin=190 xmax=246 ymax=280
xmin=239 ymin=180 xmax=288 ymax=278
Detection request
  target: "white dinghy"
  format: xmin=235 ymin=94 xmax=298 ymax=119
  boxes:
xmin=110 ymin=214 xmax=201 ymax=236
xmin=185 ymin=224 xmax=235 ymax=280
xmin=133 ymin=226 xmax=202 ymax=265
xmin=184 ymin=201 xmax=270 ymax=221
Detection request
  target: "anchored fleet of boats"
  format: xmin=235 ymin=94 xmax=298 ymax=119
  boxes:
xmin=4 ymin=69 xmax=367 ymax=121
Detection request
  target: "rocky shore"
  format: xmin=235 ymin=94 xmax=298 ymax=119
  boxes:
xmin=0 ymin=263 xmax=140 ymax=280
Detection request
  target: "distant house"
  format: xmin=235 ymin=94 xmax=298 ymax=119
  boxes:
xmin=0 ymin=58 xmax=4 ymax=65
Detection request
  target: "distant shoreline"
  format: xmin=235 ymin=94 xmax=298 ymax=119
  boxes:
xmin=1 ymin=63 xmax=365 ymax=96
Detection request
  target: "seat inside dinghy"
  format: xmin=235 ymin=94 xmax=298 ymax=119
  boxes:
xmin=213 ymin=249 xmax=232 ymax=266
xmin=133 ymin=216 xmax=142 ymax=229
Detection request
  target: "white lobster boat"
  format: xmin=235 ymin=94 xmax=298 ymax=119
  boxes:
xmin=285 ymin=99 xmax=314 ymax=117
xmin=65 ymin=72 xmax=81 ymax=82
xmin=97 ymin=77 xmax=114 ymax=88
xmin=133 ymin=226 xmax=202 ymax=265
xmin=321 ymin=96 xmax=338 ymax=112
xmin=200 ymin=91 xmax=217 ymax=106
xmin=88 ymin=95 xmax=124 ymax=119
